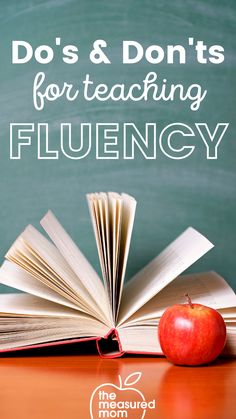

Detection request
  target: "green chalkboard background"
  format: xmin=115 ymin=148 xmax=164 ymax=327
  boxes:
xmin=0 ymin=0 xmax=235 ymax=293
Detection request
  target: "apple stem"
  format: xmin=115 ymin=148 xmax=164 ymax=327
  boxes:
xmin=185 ymin=293 xmax=194 ymax=309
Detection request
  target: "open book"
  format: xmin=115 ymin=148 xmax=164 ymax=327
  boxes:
xmin=0 ymin=192 xmax=235 ymax=358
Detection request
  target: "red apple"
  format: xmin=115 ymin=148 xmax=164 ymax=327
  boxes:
xmin=158 ymin=295 xmax=226 ymax=366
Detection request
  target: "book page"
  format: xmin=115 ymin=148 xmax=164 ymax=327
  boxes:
xmin=0 ymin=261 xmax=81 ymax=309
xmin=87 ymin=192 xmax=136 ymax=322
xmin=218 ymin=307 xmax=236 ymax=318
xmin=0 ymin=293 xmax=83 ymax=317
xmin=0 ymin=320 xmax=109 ymax=351
xmin=121 ymin=272 xmax=236 ymax=326
xmin=109 ymin=192 xmax=122 ymax=311
xmin=98 ymin=194 xmax=111 ymax=288
xmin=118 ymin=227 xmax=214 ymax=325
xmin=40 ymin=210 xmax=110 ymax=321
xmin=117 ymin=325 xmax=162 ymax=354
xmin=87 ymin=193 xmax=108 ymax=293
xmin=115 ymin=193 xmax=136 ymax=317
xmin=88 ymin=192 xmax=123 ymax=314
xmin=0 ymin=296 xmax=110 ymax=351
xmin=0 ymin=261 xmax=109 ymax=324
xmin=7 ymin=225 xmax=100 ymax=311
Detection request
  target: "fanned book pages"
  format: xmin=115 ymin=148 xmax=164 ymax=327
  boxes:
xmin=0 ymin=192 xmax=235 ymax=358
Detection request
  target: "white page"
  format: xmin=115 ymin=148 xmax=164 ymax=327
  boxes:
xmin=0 ymin=291 xmax=111 ymax=351
xmin=116 ymin=193 xmax=136 ymax=316
xmin=0 ymin=261 xmax=109 ymax=324
xmin=0 ymin=325 xmax=109 ymax=351
xmin=5 ymin=227 xmax=108 ymax=319
xmin=109 ymin=192 xmax=122 ymax=309
xmin=121 ymin=272 xmax=236 ymax=326
xmin=218 ymin=307 xmax=236 ymax=318
xmin=0 ymin=260 xmax=83 ymax=312
xmin=8 ymin=240 xmax=84 ymax=303
xmin=0 ymin=261 xmax=108 ymax=324
xmin=87 ymin=192 xmax=136 ymax=322
xmin=103 ymin=194 xmax=112 ymax=289
xmin=0 ymin=293 xmax=84 ymax=317
xmin=93 ymin=192 xmax=112 ymax=296
xmin=117 ymin=326 xmax=162 ymax=354
xmin=40 ymin=210 xmax=110 ymax=320
xmin=87 ymin=194 xmax=108 ymax=290
xmin=87 ymin=192 xmax=122 ymax=313
xmin=118 ymin=227 xmax=214 ymax=325
xmin=10 ymin=225 xmax=98 ymax=310
xmin=98 ymin=195 xmax=110 ymax=285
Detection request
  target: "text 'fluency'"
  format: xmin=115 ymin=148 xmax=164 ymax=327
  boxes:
xmin=10 ymin=122 xmax=229 ymax=160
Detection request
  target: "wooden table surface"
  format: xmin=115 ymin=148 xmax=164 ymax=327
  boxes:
xmin=0 ymin=343 xmax=235 ymax=419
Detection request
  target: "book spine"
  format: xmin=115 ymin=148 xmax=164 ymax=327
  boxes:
xmin=96 ymin=329 xmax=125 ymax=358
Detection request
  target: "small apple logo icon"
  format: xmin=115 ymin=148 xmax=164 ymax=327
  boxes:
xmin=158 ymin=294 xmax=227 ymax=366
xmin=90 ymin=372 xmax=147 ymax=419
